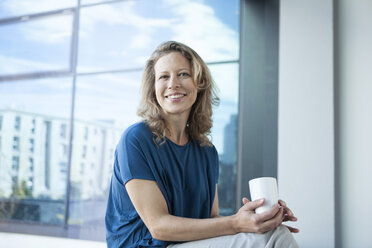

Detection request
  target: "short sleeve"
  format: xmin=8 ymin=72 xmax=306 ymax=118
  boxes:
xmin=116 ymin=127 xmax=155 ymax=185
xmin=213 ymin=146 xmax=219 ymax=183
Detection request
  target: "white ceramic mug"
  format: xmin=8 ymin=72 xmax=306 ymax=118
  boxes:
xmin=249 ymin=177 xmax=278 ymax=214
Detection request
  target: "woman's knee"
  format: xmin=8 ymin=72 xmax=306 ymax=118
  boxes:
xmin=267 ymin=225 xmax=299 ymax=248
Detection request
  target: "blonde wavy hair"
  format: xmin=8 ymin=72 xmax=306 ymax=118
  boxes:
xmin=137 ymin=41 xmax=219 ymax=146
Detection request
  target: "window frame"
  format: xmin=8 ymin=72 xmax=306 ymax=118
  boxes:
xmin=0 ymin=8 xmax=77 ymax=82
xmin=236 ymin=0 xmax=279 ymax=207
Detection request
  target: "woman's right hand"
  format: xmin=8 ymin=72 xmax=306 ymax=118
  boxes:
xmin=233 ymin=197 xmax=284 ymax=234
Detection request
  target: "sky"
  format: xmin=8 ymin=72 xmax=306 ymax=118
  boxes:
xmin=0 ymin=0 xmax=240 ymax=155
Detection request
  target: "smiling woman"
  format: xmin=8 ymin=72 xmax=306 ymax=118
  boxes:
xmin=105 ymin=41 xmax=299 ymax=248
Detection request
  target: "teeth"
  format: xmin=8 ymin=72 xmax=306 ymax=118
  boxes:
xmin=168 ymin=94 xmax=184 ymax=99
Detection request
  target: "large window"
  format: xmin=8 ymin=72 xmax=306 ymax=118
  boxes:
xmin=0 ymin=0 xmax=240 ymax=242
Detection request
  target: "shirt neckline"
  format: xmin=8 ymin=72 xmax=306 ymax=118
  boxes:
xmin=166 ymin=137 xmax=191 ymax=148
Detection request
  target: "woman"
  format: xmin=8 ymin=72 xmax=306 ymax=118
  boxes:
xmin=105 ymin=41 xmax=299 ymax=247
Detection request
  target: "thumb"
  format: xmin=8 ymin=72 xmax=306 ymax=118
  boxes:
xmin=242 ymin=197 xmax=249 ymax=205
xmin=242 ymin=198 xmax=265 ymax=211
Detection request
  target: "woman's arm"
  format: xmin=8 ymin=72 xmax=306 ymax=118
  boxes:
xmin=126 ymin=179 xmax=284 ymax=242
xmin=210 ymin=184 xmax=219 ymax=218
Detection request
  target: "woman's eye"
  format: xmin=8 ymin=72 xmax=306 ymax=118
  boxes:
xmin=179 ymin=72 xmax=189 ymax=77
xmin=159 ymin=75 xmax=168 ymax=80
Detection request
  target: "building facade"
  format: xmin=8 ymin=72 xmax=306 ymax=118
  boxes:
xmin=0 ymin=109 xmax=121 ymax=200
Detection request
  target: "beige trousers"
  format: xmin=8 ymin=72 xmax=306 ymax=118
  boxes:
xmin=167 ymin=225 xmax=299 ymax=248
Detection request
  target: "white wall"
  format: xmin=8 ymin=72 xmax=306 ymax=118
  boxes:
xmin=278 ymin=0 xmax=372 ymax=247
xmin=338 ymin=0 xmax=372 ymax=247
xmin=278 ymin=0 xmax=335 ymax=247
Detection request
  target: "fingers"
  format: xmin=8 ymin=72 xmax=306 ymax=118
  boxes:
xmin=283 ymin=214 xmax=297 ymax=222
xmin=256 ymin=203 xmax=281 ymax=222
xmin=278 ymin=200 xmax=293 ymax=215
xmin=278 ymin=199 xmax=287 ymax=207
xmin=278 ymin=200 xmax=297 ymax=222
xmin=282 ymin=224 xmax=300 ymax=233
xmin=242 ymin=197 xmax=249 ymax=205
xmin=237 ymin=199 xmax=292 ymax=234
xmin=255 ymin=206 xmax=284 ymax=233
xmin=242 ymin=198 xmax=265 ymax=211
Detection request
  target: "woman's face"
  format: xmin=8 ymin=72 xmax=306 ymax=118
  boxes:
xmin=154 ymin=52 xmax=197 ymax=119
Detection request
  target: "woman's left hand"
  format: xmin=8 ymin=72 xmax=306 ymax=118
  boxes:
xmin=278 ymin=199 xmax=300 ymax=233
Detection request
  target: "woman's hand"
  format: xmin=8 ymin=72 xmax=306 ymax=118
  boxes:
xmin=278 ymin=199 xmax=300 ymax=233
xmin=233 ymin=197 xmax=284 ymax=234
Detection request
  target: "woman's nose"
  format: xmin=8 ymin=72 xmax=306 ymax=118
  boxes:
xmin=168 ymin=75 xmax=180 ymax=89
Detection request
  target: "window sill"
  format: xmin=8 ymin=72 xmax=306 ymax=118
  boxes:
xmin=0 ymin=232 xmax=106 ymax=248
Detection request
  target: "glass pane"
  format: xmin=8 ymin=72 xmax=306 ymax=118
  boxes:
xmin=0 ymin=78 xmax=72 ymax=225
xmin=209 ymin=62 xmax=239 ymax=215
xmin=78 ymin=0 xmax=239 ymax=72
xmin=68 ymin=72 xmax=141 ymax=239
xmin=0 ymin=0 xmax=76 ymax=19
xmin=0 ymin=13 xmax=73 ymax=76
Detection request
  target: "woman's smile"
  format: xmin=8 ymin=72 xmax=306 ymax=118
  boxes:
xmin=165 ymin=92 xmax=187 ymax=102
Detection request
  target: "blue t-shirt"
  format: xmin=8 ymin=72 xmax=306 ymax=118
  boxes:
xmin=105 ymin=122 xmax=219 ymax=248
